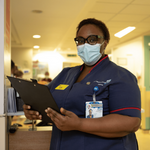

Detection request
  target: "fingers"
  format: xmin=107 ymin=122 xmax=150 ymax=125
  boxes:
xmin=23 ymin=104 xmax=31 ymax=110
xmin=60 ymin=107 xmax=65 ymax=114
xmin=45 ymin=107 xmax=80 ymax=131
xmin=45 ymin=108 xmax=63 ymax=123
xmin=45 ymin=107 xmax=58 ymax=118
xmin=23 ymin=104 xmax=42 ymax=120
xmin=60 ymin=107 xmax=72 ymax=117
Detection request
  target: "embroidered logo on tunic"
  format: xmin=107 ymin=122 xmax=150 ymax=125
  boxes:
xmin=94 ymin=79 xmax=111 ymax=86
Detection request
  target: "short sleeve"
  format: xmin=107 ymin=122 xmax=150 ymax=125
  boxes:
xmin=108 ymin=71 xmax=141 ymax=119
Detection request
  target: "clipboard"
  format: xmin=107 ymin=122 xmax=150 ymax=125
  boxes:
xmin=7 ymin=76 xmax=60 ymax=123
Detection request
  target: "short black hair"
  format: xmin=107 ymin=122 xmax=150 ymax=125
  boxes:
xmin=76 ymin=18 xmax=110 ymax=43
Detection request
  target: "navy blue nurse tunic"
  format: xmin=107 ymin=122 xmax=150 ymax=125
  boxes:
xmin=47 ymin=55 xmax=141 ymax=150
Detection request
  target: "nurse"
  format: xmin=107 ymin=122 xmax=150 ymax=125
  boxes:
xmin=23 ymin=18 xmax=141 ymax=150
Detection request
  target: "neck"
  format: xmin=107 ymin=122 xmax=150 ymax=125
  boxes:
xmin=84 ymin=64 xmax=93 ymax=71
xmin=101 ymin=53 xmax=105 ymax=58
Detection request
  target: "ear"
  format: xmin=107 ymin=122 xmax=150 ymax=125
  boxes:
xmin=103 ymin=40 xmax=108 ymax=50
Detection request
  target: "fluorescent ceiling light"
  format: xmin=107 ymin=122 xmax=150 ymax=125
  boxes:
xmin=33 ymin=35 xmax=41 ymax=38
xmin=33 ymin=45 xmax=40 ymax=49
xmin=32 ymin=10 xmax=43 ymax=14
xmin=114 ymin=26 xmax=136 ymax=38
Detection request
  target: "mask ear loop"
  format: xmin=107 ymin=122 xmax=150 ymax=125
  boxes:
xmin=100 ymin=40 xmax=105 ymax=55
xmin=101 ymin=40 xmax=105 ymax=46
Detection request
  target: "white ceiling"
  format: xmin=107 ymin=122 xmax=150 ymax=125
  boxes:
xmin=11 ymin=0 xmax=150 ymax=54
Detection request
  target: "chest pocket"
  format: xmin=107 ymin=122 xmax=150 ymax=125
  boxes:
xmin=85 ymin=82 xmax=109 ymax=100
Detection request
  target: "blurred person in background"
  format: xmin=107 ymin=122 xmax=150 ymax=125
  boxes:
xmin=41 ymin=71 xmax=52 ymax=83
xmin=14 ymin=70 xmax=23 ymax=78
xmin=38 ymin=71 xmax=52 ymax=85
xmin=11 ymin=60 xmax=18 ymax=76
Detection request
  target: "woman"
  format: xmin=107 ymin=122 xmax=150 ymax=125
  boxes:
xmin=14 ymin=70 xmax=23 ymax=78
xmin=23 ymin=18 xmax=141 ymax=150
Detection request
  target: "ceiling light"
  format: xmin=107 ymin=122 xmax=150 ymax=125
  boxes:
xmin=33 ymin=35 xmax=41 ymax=38
xmin=114 ymin=26 xmax=136 ymax=38
xmin=33 ymin=45 xmax=40 ymax=49
xmin=32 ymin=10 xmax=43 ymax=13
xmin=148 ymin=43 xmax=150 ymax=46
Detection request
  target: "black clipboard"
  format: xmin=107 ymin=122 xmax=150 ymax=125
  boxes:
xmin=7 ymin=76 xmax=60 ymax=123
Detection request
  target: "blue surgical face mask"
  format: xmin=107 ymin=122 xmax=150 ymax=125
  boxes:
xmin=77 ymin=42 xmax=104 ymax=66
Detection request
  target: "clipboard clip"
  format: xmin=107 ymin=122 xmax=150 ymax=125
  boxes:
xmin=30 ymin=79 xmax=37 ymax=83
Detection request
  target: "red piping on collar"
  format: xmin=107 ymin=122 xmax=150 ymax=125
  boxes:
xmin=80 ymin=55 xmax=108 ymax=72
xmin=89 ymin=55 xmax=108 ymax=73
xmin=80 ymin=65 xmax=84 ymax=71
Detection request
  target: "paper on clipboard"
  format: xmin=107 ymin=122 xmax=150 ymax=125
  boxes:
xmin=7 ymin=76 xmax=60 ymax=123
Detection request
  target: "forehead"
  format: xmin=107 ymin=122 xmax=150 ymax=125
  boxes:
xmin=77 ymin=24 xmax=103 ymax=37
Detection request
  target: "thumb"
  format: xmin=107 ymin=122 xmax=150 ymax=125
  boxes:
xmin=60 ymin=107 xmax=71 ymax=116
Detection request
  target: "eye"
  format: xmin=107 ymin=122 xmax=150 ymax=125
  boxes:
xmin=77 ymin=37 xmax=84 ymax=45
xmin=88 ymin=36 xmax=97 ymax=44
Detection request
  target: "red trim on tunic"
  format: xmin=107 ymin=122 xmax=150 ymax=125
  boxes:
xmin=80 ymin=55 xmax=108 ymax=72
xmin=89 ymin=55 xmax=108 ymax=73
xmin=80 ymin=65 xmax=84 ymax=71
xmin=110 ymin=107 xmax=141 ymax=113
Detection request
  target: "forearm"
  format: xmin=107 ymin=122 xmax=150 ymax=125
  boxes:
xmin=77 ymin=114 xmax=141 ymax=138
xmin=45 ymin=108 xmax=141 ymax=138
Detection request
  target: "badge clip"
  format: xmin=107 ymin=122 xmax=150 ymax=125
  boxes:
xmin=93 ymin=86 xmax=99 ymax=102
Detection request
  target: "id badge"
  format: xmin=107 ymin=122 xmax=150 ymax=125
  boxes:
xmin=85 ymin=101 xmax=103 ymax=118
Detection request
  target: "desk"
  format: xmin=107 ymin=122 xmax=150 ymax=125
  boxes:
xmin=9 ymin=116 xmax=52 ymax=150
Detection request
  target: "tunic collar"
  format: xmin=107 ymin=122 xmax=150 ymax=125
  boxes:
xmin=80 ymin=55 xmax=108 ymax=73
